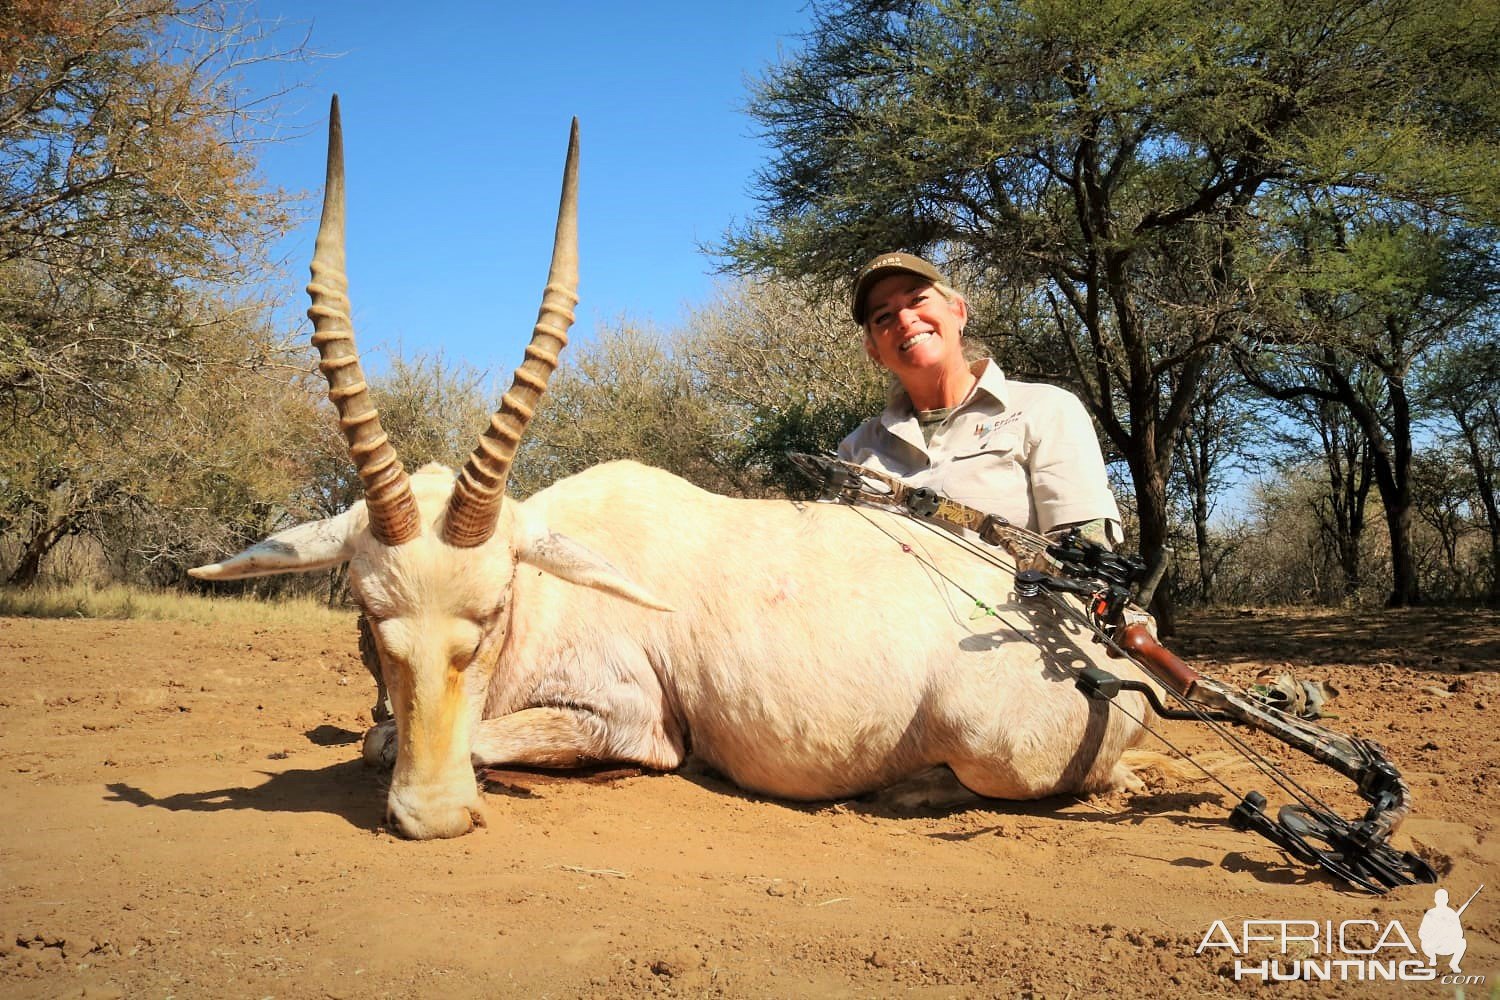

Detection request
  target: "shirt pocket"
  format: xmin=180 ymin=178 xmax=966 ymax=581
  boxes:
xmin=937 ymin=431 xmax=1031 ymax=525
xmin=953 ymin=430 xmax=1023 ymax=465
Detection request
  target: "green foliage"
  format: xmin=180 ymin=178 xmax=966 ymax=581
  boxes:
xmin=684 ymin=278 xmax=887 ymax=494
xmin=509 ymin=324 xmax=739 ymax=498
xmin=507 ymin=278 xmax=887 ymax=501
xmin=727 ymin=0 xmax=1498 ymax=619
xmin=1236 ymin=205 xmax=1499 ymax=605
xmin=1417 ymin=333 xmax=1500 ymax=603
xmin=732 ymin=0 xmax=1497 ymax=283
xmin=740 ymin=398 xmax=877 ymax=498
xmin=0 ymin=1 xmax=310 ymax=588
xmin=1 ymin=0 xmax=1493 ymax=615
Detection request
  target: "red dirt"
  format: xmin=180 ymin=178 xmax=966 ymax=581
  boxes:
xmin=1 ymin=608 xmax=1496 ymax=998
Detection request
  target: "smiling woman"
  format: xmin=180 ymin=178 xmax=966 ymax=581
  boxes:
xmin=859 ymin=270 xmax=973 ymax=409
xmin=839 ymin=251 xmax=1123 ymax=548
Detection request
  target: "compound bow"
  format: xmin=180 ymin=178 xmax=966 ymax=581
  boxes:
xmin=788 ymin=452 xmax=1437 ymax=894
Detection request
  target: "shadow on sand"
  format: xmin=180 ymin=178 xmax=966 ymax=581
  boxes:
xmin=102 ymin=726 xmax=385 ymax=831
xmin=104 ymin=758 xmax=384 ymax=831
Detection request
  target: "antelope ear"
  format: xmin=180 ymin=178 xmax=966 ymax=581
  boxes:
xmin=516 ymin=518 xmax=674 ymax=612
xmin=190 ymin=508 xmax=360 ymax=580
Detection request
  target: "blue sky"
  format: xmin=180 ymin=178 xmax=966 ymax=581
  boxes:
xmin=244 ymin=2 xmax=813 ymax=377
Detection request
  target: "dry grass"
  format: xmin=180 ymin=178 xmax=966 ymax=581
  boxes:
xmin=0 ymin=583 xmax=356 ymax=628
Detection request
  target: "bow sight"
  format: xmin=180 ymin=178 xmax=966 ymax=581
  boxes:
xmin=1017 ymin=527 xmax=1147 ymax=629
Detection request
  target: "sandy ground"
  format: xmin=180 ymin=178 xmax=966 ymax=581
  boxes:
xmin=0 ymin=607 xmax=1496 ymax=998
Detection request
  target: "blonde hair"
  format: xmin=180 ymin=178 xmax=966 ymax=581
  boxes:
xmin=934 ymin=283 xmax=988 ymax=360
xmin=932 ymin=281 xmax=961 ymax=304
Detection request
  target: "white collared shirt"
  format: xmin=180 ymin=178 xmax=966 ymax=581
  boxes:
xmin=838 ymin=360 xmax=1123 ymax=540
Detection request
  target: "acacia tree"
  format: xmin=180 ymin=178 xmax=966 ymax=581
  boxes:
xmin=1 ymin=0 xmax=301 ymax=412
xmin=1409 ymin=450 xmax=1481 ymax=598
xmin=725 ymin=0 xmax=1499 ymax=627
xmin=1237 ymin=209 xmax=1498 ymax=606
xmin=0 ymin=297 xmax=321 ymax=586
xmin=1420 ymin=335 xmax=1500 ymax=604
xmin=509 ymin=323 xmax=743 ymax=500
xmin=271 ymin=349 xmax=500 ymax=605
xmin=1230 ymin=465 xmax=1383 ymax=605
xmin=1263 ymin=383 xmax=1378 ymax=604
xmin=684 ymin=277 xmax=888 ymax=495
xmin=1171 ymin=360 xmax=1262 ymax=604
xmin=0 ymin=1 xmax=308 ymax=586
xmin=296 ymin=348 xmax=495 ymax=527
xmin=508 ymin=280 xmax=886 ymax=507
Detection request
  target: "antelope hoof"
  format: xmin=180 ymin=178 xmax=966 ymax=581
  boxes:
xmin=1109 ymin=762 xmax=1145 ymax=793
xmin=361 ymin=720 xmax=397 ymax=769
xmin=386 ymin=800 xmax=487 ymax=840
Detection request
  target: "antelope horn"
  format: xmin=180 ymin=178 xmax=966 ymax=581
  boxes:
xmin=443 ymin=118 xmax=579 ymax=548
xmin=306 ymin=95 xmax=420 ymax=547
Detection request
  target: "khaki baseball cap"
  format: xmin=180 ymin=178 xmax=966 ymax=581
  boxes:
xmin=850 ymin=251 xmax=947 ymax=324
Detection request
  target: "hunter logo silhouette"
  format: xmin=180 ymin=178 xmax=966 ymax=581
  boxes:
xmin=1419 ymin=884 xmax=1482 ymax=973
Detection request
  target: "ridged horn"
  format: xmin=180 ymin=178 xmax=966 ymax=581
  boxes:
xmin=306 ymin=95 xmax=420 ymax=547
xmin=443 ymin=118 xmax=579 ymax=548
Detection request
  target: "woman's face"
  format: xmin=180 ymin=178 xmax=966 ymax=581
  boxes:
xmin=862 ymin=273 xmax=968 ymax=378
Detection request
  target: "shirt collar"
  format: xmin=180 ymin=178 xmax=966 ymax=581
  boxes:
xmin=879 ymin=359 xmax=1010 ymax=455
xmin=971 ymin=358 xmax=1010 ymax=409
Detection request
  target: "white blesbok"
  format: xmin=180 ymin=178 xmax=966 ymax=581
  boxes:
xmin=192 ymin=99 xmax=1158 ymax=839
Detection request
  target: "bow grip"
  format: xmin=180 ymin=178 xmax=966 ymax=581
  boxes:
xmin=1115 ymin=623 xmax=1201 ymax=697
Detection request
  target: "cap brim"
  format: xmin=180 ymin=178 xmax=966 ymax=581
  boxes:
xmin=852 ymin=264 xmax=943 ymax=323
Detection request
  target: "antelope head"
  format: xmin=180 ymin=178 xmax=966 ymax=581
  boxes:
xmin=190 ymin=97 xmax=667 ymax=839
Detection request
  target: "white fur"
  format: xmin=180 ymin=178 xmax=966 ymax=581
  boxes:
xmin=198 ymin=460 xmax=1158 ymax=839
xmin=188 ymin=508 xmax=361 ymax=579
xmin=497 ymin=462 xmax=1155 ymax=801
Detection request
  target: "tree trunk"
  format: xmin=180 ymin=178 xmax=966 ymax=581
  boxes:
xmin=1338 ymin=526 xmax=1364 ymax=602
xmin=6 ymin=517 xmax=75 ymax=587
xmin=1362 ymin=412 xmax=1419 ymax=606
xmin=1133 ymin=459 xmax=1177 ymax=636
xmin=1455 ymin=415 xmax=1500 ymax=607
xmin=1337 ymin=370 xmax=1420 ymax=608
xmin=1320 ymin=436 xmax=1370 ymax=603
xmin=1192 ymin=487 xmax=1213 ymax=603
xmin=1366 ymin=422 xmax=1420 ymax=607
xmin=1315 ymin=494 xmax=1365 ymax=604
xmin=1489 ymin=522 xmax=1500 ymax=609
xmin=1382 ymin=498 xmax=1420 ymax=607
